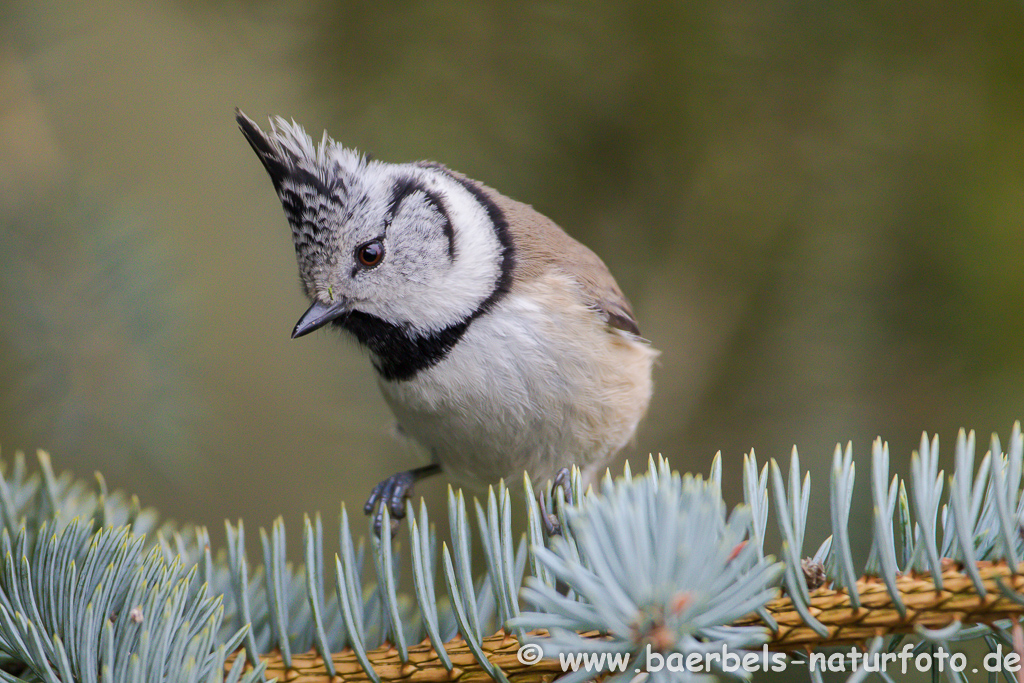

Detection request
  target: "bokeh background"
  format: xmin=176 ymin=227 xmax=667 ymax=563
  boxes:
xmin=2 ymin=0 xmax=1023 ymax=657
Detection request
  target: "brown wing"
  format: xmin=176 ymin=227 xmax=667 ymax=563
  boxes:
xmin=485 ymin=185 xmax=641 ymax=336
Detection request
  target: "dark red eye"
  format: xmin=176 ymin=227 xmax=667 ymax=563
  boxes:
xmin=356 ymin=240 xmax=384 ymax=268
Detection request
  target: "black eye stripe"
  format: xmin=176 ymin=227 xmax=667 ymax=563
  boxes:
xmin=385 ymin=177 xmax=420 ymax=221
xmin=385 ymin=177 xmax=455 ymax=261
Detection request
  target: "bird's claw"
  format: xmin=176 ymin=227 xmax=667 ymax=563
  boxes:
xmin=364 ymin=471 xmax=416 ymax=537
xmin=540 ymin=467 xmax=574 ymax=535
xmin=364 ymin=463 xmax=442 ymax=538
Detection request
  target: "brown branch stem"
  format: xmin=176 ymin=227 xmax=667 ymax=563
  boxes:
xmin=248 ymin=561 xmax=1024 ymax=681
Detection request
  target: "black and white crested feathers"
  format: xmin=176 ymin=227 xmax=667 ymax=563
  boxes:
xmin=236 ymin=110 xmax=514 ymax=380
xmin=236 ymin=110 xmax=362 ymax=192
xmin=237 ymin=111 xmax=369 ymax=277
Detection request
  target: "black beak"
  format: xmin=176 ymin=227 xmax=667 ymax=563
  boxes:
xmin=292 ymin=299 xmax=350 ymax=339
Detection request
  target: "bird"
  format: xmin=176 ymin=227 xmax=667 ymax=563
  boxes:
xmin=236 ymin=110 xmax=657 ymax=534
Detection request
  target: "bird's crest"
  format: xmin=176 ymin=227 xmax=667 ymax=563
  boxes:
xmin=236 ymin=109 xmax=372 ymax=269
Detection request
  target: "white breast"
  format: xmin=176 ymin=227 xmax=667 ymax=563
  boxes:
xmin=376 ymin=274 xmax=657 ymax=488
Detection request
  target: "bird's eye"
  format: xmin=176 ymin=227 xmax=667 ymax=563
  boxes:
xmin=356 ymin=240 xmax=385 ymax=268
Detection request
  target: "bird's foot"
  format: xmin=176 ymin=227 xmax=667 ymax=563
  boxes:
xmin=539 ymin=467 xmax=574 ymax=536
xmin=364 ymin=463 xmax=442 ymax=537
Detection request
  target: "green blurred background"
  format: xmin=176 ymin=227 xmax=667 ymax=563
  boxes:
xmin=2 ymin=0 xmax=1023 ymax=594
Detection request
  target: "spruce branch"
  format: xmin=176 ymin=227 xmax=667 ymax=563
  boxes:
xmin=3 ymin=424 xmax=1024 ymax=681
xmin=736 ymin=561 xmax=1024 ymax=648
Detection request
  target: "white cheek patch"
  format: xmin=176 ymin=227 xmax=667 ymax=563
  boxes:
xmin=365 ymin=168 xmax=506 ymax=333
